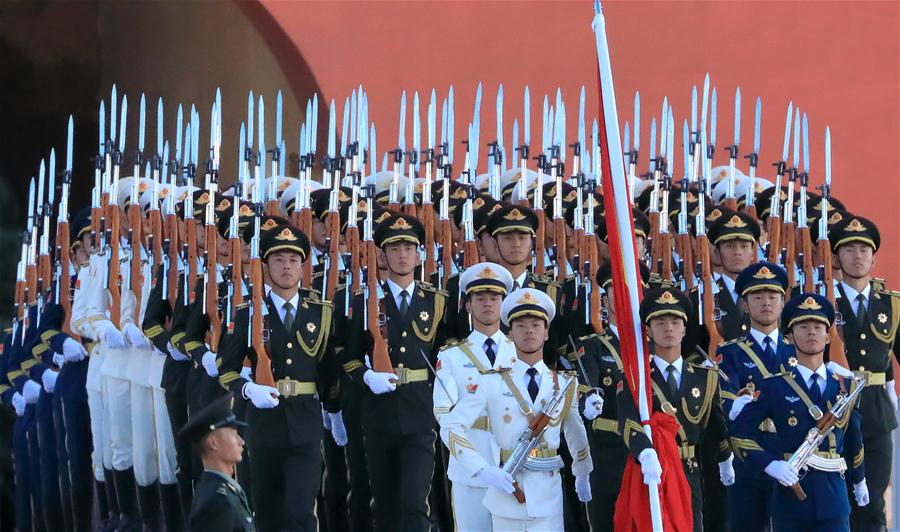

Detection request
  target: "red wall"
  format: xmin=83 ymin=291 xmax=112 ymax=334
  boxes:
xmin=255 ymin=0 xmax=899 ymax=283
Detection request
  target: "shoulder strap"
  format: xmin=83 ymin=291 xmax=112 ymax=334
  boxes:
xmin=499 ymin=370 xmax=535 ymax=418
xmin=458 ymin=341 xmax=489 ymax=373
xmin=737 ymin=341 xmax=772 ymax=377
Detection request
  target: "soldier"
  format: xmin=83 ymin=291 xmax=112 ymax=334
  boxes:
xmin=439 ymin=287 xmax=592 ymax=530
xmin=708 ymin=210 xmax=761 ymax=339
xmin=717 ymin=261 xmax=791 ymax=531
xmin=618 ymin=287 xmax=734 ymax=532
xmin=340 ymin=213 xmax=448 ymax=532
xmin=731 ymin=293 xmax=868 ymax=531
xmin=217 ymin=223 xmax=338 ymax=532
xmin=433 ymin=261 xmax=516 ymax=531
xmin=829 ymin=215 xmax=899 ymax=530
xmin=178 ymin=393 xmax=255 ymax=532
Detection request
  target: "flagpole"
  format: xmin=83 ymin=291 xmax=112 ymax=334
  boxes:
xmin=591 ymin=2 xmax=663 ymax=530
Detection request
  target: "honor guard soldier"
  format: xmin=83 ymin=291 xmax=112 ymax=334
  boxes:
xmin=217 ymin=223 xmax=338 ymax=532
xmin=573 ymin=261 xmax=649 ymax=532
xmin=179 ymin=393 xmax=255 ymax=532
xmin=708 ymin=211 xmax=761 ymax=339
xmin=340 ymin=213 xmax=448 ymax=532
xmin=829 ymin=215 xmax=899 ymax=530
xmin=618 ymin=287 xmax=734 ymax=532
xmin=731 ymin=293 xmax=869 ymax=531
xmin=433 ymin=261 xmax=517 ymax=531
xmin=717 ymin=261 xmax=792 ymax=532
xmin=439 ymin=288 xmax=592 ymax=531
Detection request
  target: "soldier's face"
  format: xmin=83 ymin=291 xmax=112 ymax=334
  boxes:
xmin=789 ymin=320 xmax=829 ymax=356
xmin=311 ymin=218 xmax=327 ymax=249
xmin=718 ymin=239 xmax=755 ymax=275
xmin=509 ymin=316 xmax=548 ymax=355
xmin=647 ymin=316 xmax=685 ymax=349
xmin=496 ymin=231 xmax=533 ymax=266
xmin=265 ymin=251 xmax=303 ymax=289
xmin=208 ymin=427 xmax=244 ymax=464
xmin=743 ymin=290 xmax=784 ymax=328
xmin=382 ymin=242 xmax=418 ymax=275
xmin=478 ymin=234 xmax=501 ymax=263
xmin=466 ymin=291 xmax=503 ymax=326
xmin=836 ymin=243 xmax=875 ymax=279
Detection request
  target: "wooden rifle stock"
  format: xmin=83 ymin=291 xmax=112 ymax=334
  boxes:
xmin=326 ymin=209 xmax=341 ymax=301
xmin=698 ymin=234 xmax=724 ymax=356
xmin=108 ymin=203 xmax=122 ymax=328
xmin=649 ymin=211 xmax=661 ymax=265
xmin=767 ymin=216 xmax=782 ymax=263
xmin=206 ymin=222 xmax=221 ymax=352
xmin=249 ymin=254 xmax=274 ymax=387
xmin=677 ymin=233 xmax=695 ymax=291
xmin=440 ymin=218 xmax=453 ymax=289
xmin=57 ymin=220 xmax=75 ymax=338
xmin=554 ymin=217 xmax=568 ymax=284
xmin=534 ymin=210 xmax=546 ymax=275
xmin=587 ymin=236 xmax=603 ymax=333
xmin=800 ymin=226 xmax=815 ymax=293
xmin=818 ymin=238 xmax=847 ymax=367
xmin=423 ymin=204 xmax=436 ymax=280
xmin=784 ymin=221 xmax=796 ymax=289
xmin=165 ymin=212 xmax=179 ymax=309
xmin=659 ymin=231 xmax=672 ymax=281
xmin=348 ymin=225 xmax=361 ymax=294
xmin=300 ymin=206 xmax=313 ymax=287
xmin=366 ymin=238 xmax=391 ymax=373
xmin=128 ymin=202 xmax=143 ymax=325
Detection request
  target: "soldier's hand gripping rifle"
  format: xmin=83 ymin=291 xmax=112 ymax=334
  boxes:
xmin=787 ymin=373 xmax=866 ymax=500
xmin=817 ymin=127 xmax=847 ymax=367
xmin=362 ymin=178 xmax=392 ymax=374
xmin=503 ymin=374 xmax=577 ymax=503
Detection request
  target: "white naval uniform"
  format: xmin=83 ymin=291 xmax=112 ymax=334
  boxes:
xmin=435 ymin=330 xmax=516 ymax=532
xmin=440 ymin=359 xmax=592 ymax=531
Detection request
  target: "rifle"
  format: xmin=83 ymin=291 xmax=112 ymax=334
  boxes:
xmin=183 ymin=123 xmax=199 ymax=308
xmin=38 ymin=155 xmax=54 ymax=310
xmin=438 ymin=153 xmax=454 ymax=289
xmin=163 ymin=142 xmax=179 ymax=309
xmin=787 ymin=373 xmax=866 ymax=500
xmin=533 ymin=153 xmax=547 ymax=275
xmin=57 ymin=117 xmax=75 ymax=338
xmin=767 ymin=102 xmax=793 ymax=263
xmin=248 ymin=184 xmax=275 ymax=388
xmin=324 ymin=159 xmax=341 ymax=302
xmin=127 ymin=96 xmax=146 ymax=326
xmin=583 ymin=175 xmax=603 ymax=333
xmin=818 ymin=127 xmax=847 ymax=367
xmin=422 ymin=145 xmax=437 ymax=280
xmin=782 ymin=109 xmax=800 ymax=289
xmin=204 ymin=101 xmax=222 ymax=351
xmin=743 ymin=97 xmax=762 ymax=220
xmin=107 ymin=93 xmax=126 ymax=329
xmin=551 ymin=148 xmax=569 ymax=284
xmin=22 ymin=178 xmax=38 ymax=339
xmin=696 ymin=130 xmax=724 ymax=357
xmin=722 ymin=87 xmax=741 ymax=212
xmin=502 ymin=374 xmax=576 ymax=503
xmin=362 ymin=178 xmax=391 ymax=374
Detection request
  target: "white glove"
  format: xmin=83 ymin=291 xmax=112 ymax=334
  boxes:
xmin=201 ymin=351 xmax=219 ymax=378
xmin=41 ymin=369 xmax=58 ymax=394
xmin=52 ymin=353 xmax=66 ymax=368
xmin=94 ymin=321 xmax=126 ymax=349
xmin=240 ymin=366 xmax=252 ymax=381
xmin=363 ymin=370 xmax=398 ymax=394
xmin=764 ymin=460 xmax=800 ymax=487
xmin=243 ymin=382 xmax=280 ymax=409
xmin=718 ymin=454 xmax=735 ymax=486
xmin=729 ymin=394 xmax=754 ymax=421
xmin=886 ymin=381 xmax=898 ymax=411
xmin=329 ymin=411 xmax=348 ymax=446
xmin=62 ymin=337 xmax=87 ymax=362
xmin=23 ymin=379 xmax=42 ymax=404
xmin=322 ymin=408 xmax=333 ymax=430
xmin=582 ymin=394 xmax=604 ymax=421
xmin=122 ymin=323 xmax=150 ymax=349
xmin=476 ymin=466 xmax=515 ymax=494
xmin=575 ymin=475 xmax=592 ymax=502
xmin=827 ymin=361 xmax=854 ymax=378
xmin=166 ymin=342 xmax=190 ymax=362
xmin=854 ymin=479 xmax=870 ymax=507
xmin=638 ymin=448 xmax=663 ymax=485
xmin=12 ymin=392 xmax=26 ymax=416
xmin=702 ymin=358 xmax=715 ymax=368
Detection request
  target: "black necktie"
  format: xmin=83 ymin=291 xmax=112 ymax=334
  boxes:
xmin=399 ymin=289 xmax=410 ymax=319
xmin=526 ymin=367 xmax=539 ymax=402
xmin=483 ymin=338 xmax=496 ymax=366
xmin=282 ymin=301 xmax=294 ymax=331
xmin=856 ymin=294 xmax=867 ymax=325
xmin=763 ymin=337 xmax=775 ymax=360
xmin=808 ymin=373 xmax=822 ymax=404
xmin=665 ymin=365 xmax=678 ymax=398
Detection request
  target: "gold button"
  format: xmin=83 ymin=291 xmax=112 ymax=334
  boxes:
xmin=859 ymin=366 xmax=866 ymax=371
xmin=402 ymin=331 xmax=408 ymax=338
xmin=860 ymin=349 xmax=866 ymax=355
xmin=860 ymin=333 xmax=866 ymax=340
xmin=287 ymin=342 xmax=293 ymax=349
xmin=286 ymin=359 xmax=293 ymax=365
xmin=400 ymin=347 xmax=406 ymax=353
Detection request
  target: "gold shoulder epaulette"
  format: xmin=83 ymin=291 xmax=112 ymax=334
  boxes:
xmin=439 ymin=339 xmax=465 ymax=352
xmin=688 ymin=361 xmax=716 ymax=371
xmin=417 ymin=281 xmax=449 ymax=297
xmin=764 ymin=370 xmax=793 ymax=380
xmin=303 ymin=297 xmax=332 ymax=309
xmin=719 ymin=337 xmax=747 ymax=347
xmin=479 ymin=366 xmax=512 ymax=375
xmin=577 ymin=332 xmax=602 ymax=342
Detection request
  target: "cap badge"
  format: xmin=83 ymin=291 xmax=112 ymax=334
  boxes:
xmin=724 ymin=215 xmax=748 ymax=228
xmin=274 ymin=228 xmax=297 ymax=241
xmin=846 ymin=219 xmax=867 ymax=232
xmin=655 ymin=291 xmax=678 ymax=305
xmin=390 ymin=217 xmax=413 ymax=230
xmin=753 ymin=266 xmax=776 ymax=280
xmin=504 ymin=208 xmax=527 ymax=221
xmin=797 ymin=297 xmax=822 ymax=310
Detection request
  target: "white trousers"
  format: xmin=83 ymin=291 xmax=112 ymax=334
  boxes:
xmin=152 ymin=386 xmax=177 ymax=485
xmin=491 ymin=513 xmax=564 ymax=532
xmin=87 ymin=386 xmax=109 ymax=480
xmin=104 ymin=375 xmax=133 ymax=472
xmin=130 ymin=381 xmax=158 ymax=486
xmin=452 ymin=483 xmax=492 ymax=532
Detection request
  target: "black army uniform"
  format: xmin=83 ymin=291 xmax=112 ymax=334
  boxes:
xmin=218 ymin=223 xmax=339 ymax=532
xmin=617 ymin=288 xmax=733 ymax=532
xmin=830 ymin=215 xmax=900 ymax=531
xmin=340 ymin=213 xmax=448 ymax=532
xmin=178 ymin=393 xmax=255 ymax=532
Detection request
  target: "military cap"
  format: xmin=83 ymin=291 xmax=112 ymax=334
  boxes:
xmin=453 ymin=193 xmax=495 ymax=230
xmin=177 ymin=393 xmax=247 ymax=445
xmin=708 ymin=211 xmax=760 ymax=245
xmin=501 ymin=288 xmax=556 ymax=326
xmin=177 ymin=188 xmax=213 ymax=220
xmin=70 ymin=207 xmax=92 ymax=246
xmin=808 ymin=194 xmax=845 ymax=214
xmin=216 ymin=201 xmax=255 ymax=240
xmin=753 ymin=186 xmax=788 ymax=221
xmin=734 ymin=177 xmax=774 ymax=209
xmin=735 ymin=262 xmax=788 ymax=296
xmin=261 ymin=224 xmax=310 ymax=261
xmin=280 ymin=179 xmax=324 ymax=215
xmin=116 ymin=176 xmax=150 ymax=210
xmin=639 ymin=287 xmax=692 ymax=324
xmin=596 ymin=261 xmax=650 ymax=289
xmin=460 ymin=262 xmax=513 ymax=296
xmin=242 ymin=214 xmax=291 ymax=244
xmin=809 ymin=209 xmax=848 ymax=242
xmin=485 ymin=204 xmax=539 ymax=236
xmin=473 ymin=197 xmax=503 ymax=235
xmin=829 ymin=214 xmax=880 ymax=253
xmin=782 ymin=293 xmax=835 ymax=330
xmin=374 ymin=213 xmax=425 ymax=247
xmin=542 ymin=181 xmax=579 ymax=220
xmin=138 ymin=182 xmax=172 ymax=215
xmin=596 ymin=207 xmax=650 ymax=242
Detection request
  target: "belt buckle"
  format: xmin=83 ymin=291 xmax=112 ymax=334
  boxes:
xmin=394 ymin=367 xmax=408 ymax=385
